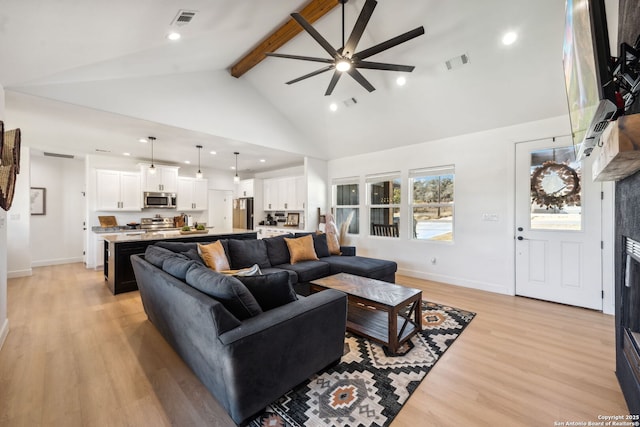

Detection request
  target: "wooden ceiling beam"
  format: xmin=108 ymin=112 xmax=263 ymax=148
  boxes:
xmin=230 ymin=0 xmax=339 ymax=78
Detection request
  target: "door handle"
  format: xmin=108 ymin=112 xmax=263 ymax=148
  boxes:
xmin=517 ymin=227 xmax=523 ymax=232
xmin=517 ymin=236 xmax=525 ymax=241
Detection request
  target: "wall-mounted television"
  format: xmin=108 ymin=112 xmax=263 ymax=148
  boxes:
xmin=563 ymin=0 xmax=621 ymax=159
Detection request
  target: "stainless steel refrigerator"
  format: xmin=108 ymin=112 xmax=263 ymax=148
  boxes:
xmin=232 ymin=197 xmax=254 ymax=229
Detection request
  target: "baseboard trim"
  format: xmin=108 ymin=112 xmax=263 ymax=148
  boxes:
xmin=31 ymin=257 xmax=83 ymax=268
xmin=0 ymin=318 xmax=9 ymax=352
xmin=397 ymin=267 xmax=513 ymax=296
xmin=8 ymin=269 xmax=32 ymax=278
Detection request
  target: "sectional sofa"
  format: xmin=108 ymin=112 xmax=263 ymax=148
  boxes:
xmin=130 ymin=233 xmax=397 ymax=424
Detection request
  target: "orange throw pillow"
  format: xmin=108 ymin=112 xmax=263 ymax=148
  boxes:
xmin=325 ymin=231 xmax=341 ymax=255
xmin=285 ymin=234 xmax=319 ymax=264
xmin=198 ymin=241 xmax=230 ymax=271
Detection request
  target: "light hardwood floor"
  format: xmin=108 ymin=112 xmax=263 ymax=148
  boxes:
xmin=0 ymin=264 xmax=629 ymax=426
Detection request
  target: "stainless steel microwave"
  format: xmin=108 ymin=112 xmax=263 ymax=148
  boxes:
xmin=143 ymin=192 xmax=177 ymax=209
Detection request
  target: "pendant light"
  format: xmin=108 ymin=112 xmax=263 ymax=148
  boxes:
xmin=233 ymin=152 xmax=240 ymax=183
xmin=148 ymin=136 xmax=156 ymax=175
xmin=196 ymin=145 xmax=203 ymax=179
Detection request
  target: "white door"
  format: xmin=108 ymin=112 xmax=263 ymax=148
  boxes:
xmin=208 ymin=190 xmax=233 ymax=232
xmin=515 ymin=137 xmax=602 ymax=310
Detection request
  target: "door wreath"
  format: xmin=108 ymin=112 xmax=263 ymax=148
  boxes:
xmin=530 ymin=161 xmax=581 ymax=210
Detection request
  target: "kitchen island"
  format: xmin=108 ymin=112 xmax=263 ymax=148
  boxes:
xmin=101 ymin=229 xmax=257 ymax=294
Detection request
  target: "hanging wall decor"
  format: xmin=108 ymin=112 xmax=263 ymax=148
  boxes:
xmin=0 ymin=123 xmax=22 ymax=211
xmin=530 ymin=160 xmax=581 ymax=210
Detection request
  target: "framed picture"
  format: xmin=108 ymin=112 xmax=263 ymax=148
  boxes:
xmin=30 ymin=187 xmax=46 ymax=215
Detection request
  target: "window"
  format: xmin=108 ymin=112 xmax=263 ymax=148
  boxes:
xmin=410 ymin=166 xmax=454 ymax=241
xmin=367 ymin=173 xmax=401 ymax=238
xmin=333 ymin=178 xmax=359 ymax=234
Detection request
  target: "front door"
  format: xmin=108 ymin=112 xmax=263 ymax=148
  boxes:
xmin=515 ymin=136 xmax=602 ymax=310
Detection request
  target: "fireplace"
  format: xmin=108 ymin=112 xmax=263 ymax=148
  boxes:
xmin=618 ymin=236 xmax=640 ymax=413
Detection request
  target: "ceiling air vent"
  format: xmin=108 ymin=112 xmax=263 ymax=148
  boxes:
xmin=445 ymin=53 xmax=470 ymax=71
xmin=44 ymin=152 xmax=74 ymax=159
xmin=171 ymin=10 xmax=197 ymax=26
xmin=343 ymin=97 xmax=358 ymax=108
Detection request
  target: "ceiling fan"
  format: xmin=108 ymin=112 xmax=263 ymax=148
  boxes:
xmin=265 ymin=0 xmax=425 ymax=96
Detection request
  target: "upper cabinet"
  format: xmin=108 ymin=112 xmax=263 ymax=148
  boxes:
xmin=141 ymin=165 xmax=179 ymax=192
xmin=96 ymin=169 xmax=142 ymax=211
xmin=237 ymin=179 xmax=255 ymax=198
xmin=177 ymin=177 xmax=208 ymax=211
xmin=263 ymin=176 xmax=305 ymax=211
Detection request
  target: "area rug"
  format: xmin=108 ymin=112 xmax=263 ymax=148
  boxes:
xmin=249 ymin=301 xmax=475 ymax=427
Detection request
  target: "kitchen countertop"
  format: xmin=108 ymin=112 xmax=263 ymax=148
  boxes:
xmin=101 ymin=228 xmax=254 ymax=243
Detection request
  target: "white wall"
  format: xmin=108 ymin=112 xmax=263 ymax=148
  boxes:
xmin=328 ymin=115 xmax=615 ymax=304
xmin=29 ymin=153 xmax=85 ymax=267
xmin=305 ymin=157 xmax=328 ymax=231
xmin=7 ymin=147 xmax=31 ymax=277
xmin=0 ymin=83 xmax=8 ymax=350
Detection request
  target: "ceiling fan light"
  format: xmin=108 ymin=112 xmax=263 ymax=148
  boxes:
xmin=336 ymin=60 xmax=351 ymax=72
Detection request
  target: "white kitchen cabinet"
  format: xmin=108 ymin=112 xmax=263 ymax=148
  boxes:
xmin=263 ymin=176 xmax=304 ymax=211
xmin=238 ymin=179 xmax=255 ymax=198
xmin=96 ymin=169 xmax=142 ymax=211
xmin=177 ymin=177 xmax=208 ymax=210
xmin=141 ymin=165 xmax=179 ymax=192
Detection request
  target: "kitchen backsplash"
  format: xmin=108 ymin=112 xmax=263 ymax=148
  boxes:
xmin=92 ymin=209 xmax=207 ymax=228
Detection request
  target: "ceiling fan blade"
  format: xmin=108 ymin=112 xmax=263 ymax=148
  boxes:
xmin=325 ymin=70 xmax=342 ymax=96
xmin=285 ymin=65 xmax=334 ymax=85
xmin=356 ymin=61 xmax=415 ymax=72
xmin=291 ymin=13 xmax=339 ymax=59
xmin=355 ymin=26 xmax=425 ymax=60
xmin=346 ymin=68 xmax=376 ymax=92
xmin=265 ymin=52 xmax=333 ymax=64
xmin=342 ymin=0 xmax=377 ymax=58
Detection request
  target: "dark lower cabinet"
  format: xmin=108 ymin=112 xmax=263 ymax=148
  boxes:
xmin=105 ymin=232 xmax=257 ymax=295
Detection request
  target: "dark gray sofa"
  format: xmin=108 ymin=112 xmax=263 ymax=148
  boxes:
xmin=131 ymin=248 xmax=348 ymax=425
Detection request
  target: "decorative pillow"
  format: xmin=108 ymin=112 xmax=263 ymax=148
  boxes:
xmin=198 ymin=241 xmax=231 ymax=271
xmin=285 ymin=234 xmax=319 ymax=264
xmin=227 ymin=239 xmax=271 ymax=269
xmin=221 ymin=264 xmax=262 ymax=276
xmin=162 ymin=257 xmax=199 ymax=280
xmin=237 ymin=271 xmax=298 ymax=311
xmin=182 ymin=248 xmax=205 ymax=264
xmin=145 ymin=245 xmax=181 ymax=268
xmin=326 ymin=231 xmax=341 ymax=255
xmin=185 ymin=266 xmax=263 ymax=320
xmin=312 ymin=232 xmax=330 ymax=258
xmin=264 ymin=234 xmax=294 ymax=266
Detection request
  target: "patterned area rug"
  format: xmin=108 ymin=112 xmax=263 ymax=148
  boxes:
xmin=249 ymin=301 xmax=475 ymax=427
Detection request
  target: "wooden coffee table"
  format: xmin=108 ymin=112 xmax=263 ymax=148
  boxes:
xmin=310 ymin=273 xmax=422 ymax=355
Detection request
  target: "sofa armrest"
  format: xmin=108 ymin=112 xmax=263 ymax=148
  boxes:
xmin=218 ymin=289 xmax=347 ymax=423
xmin=340 ymin=245 xmax=356 ymax=256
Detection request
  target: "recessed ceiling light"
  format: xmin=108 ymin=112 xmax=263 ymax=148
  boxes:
xmin=210 ymin=150 xmax=217 ymax=155
xmin=139 ymin=138 xmax=148 ymax=143
xmin=259 ymin=159 xmax=266 ymax=163
xmin=123 ymin=152 xmax=131 ymax=156
xmin=502 ymin=31 xmax=517 ymax=46
xmin=167 ymin=32 xmax=181 ymax=41
xmin=184 ymin=160 xmax=191 ymax=164
xmin=396 ymin=76 xmax=407 ymax=86
xmin=231 ymin=166 xmax=236 ymax=170
xmin=329 ymin=103 xmax=338 ymax=112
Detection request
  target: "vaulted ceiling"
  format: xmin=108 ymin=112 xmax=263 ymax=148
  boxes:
xmin=0 ymin=0 xmax=591 ymax=172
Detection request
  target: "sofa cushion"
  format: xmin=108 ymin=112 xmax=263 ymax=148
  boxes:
xmin=198 ymin=241 xmax=231 ymax=271
xmin=182 ymin=248 xmax=205 ymax=264
xmin=227 ymin=239 xmax=271 ymax=270
xmin=263 ymin=234 xmax=294 ymax=266
xmin=321 ymin=255 xmax=397 ymax=281
xmin=237 ymin=271 xmax=298 ymax=311
xmin=162 ymin=257 xmax=200 ymax=280
xmin=261 ymin=267 xmax=298 ymax=285
xmin=145 ymin=245 xmax=183 ymax=268
xmin=185 ymin=265 xmax=263 ymax=320
xmin=277 ymin=260 xmax=331 ymax=282
xmin=285 ymin=235 xmax=319 ymax=264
